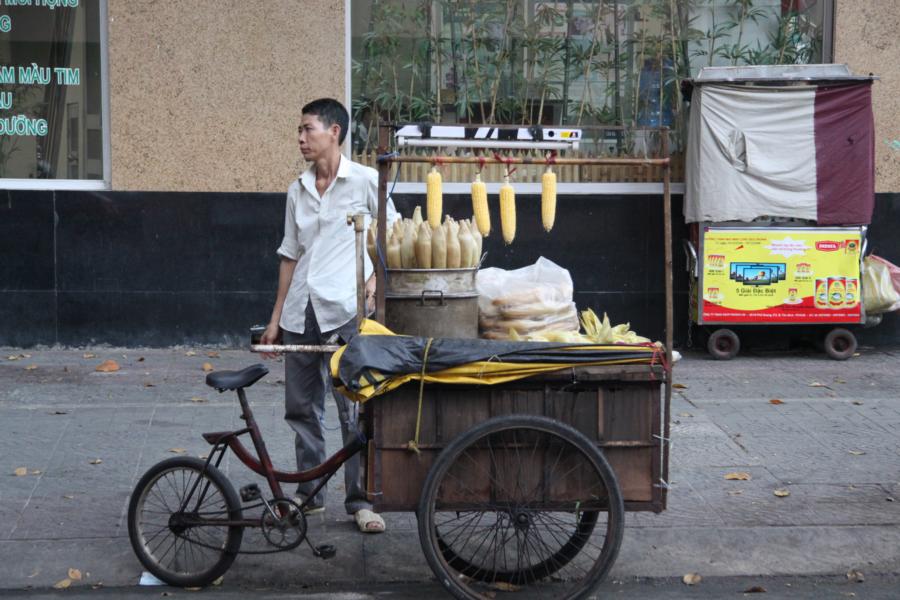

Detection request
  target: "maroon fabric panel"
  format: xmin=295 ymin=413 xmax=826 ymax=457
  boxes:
xmin=814 ymin=83 xmax=875 ymax=225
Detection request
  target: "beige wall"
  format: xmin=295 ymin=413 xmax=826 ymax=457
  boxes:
xmin=108 ymin=0 xmax=345 ymax=192
xmin=834 ymin=0 xmax=900 ymax=193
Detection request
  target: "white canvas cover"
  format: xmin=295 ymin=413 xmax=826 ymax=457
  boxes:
xmin=685 ymin=84 xmax=818 ymax=223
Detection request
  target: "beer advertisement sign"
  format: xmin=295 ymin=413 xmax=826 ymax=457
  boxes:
xmin=700 ymin=227 xmax=864 ymax=324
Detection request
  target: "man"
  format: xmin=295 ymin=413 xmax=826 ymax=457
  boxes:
xmin=260 ymin=98 xmax=396 ymax=533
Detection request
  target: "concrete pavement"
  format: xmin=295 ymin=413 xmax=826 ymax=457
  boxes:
xmin=1 ymin=344 xmax=899 ymax=593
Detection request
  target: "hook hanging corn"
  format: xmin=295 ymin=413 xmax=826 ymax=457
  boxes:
xmin=499 ymin=175 xmax=516 ymax=245
xmin=471 ymin=173 xmax=490 ymax=237
xmin=541 ymin=166 xmax=557 ymax=232
xmin=426 ymin=166 xmax=442 ymax=228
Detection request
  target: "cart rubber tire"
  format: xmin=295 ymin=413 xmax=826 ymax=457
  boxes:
xmin=418 ymin=415 xmax=625 ymax=600
xmin=128 ymin=457 xmax=243 ymax=587
xmin=707 ymin=328 xmax=740 ymax=360
xmin=824 ymin=327 xmax=857 ymax=361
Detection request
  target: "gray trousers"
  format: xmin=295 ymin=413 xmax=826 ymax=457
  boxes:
xmin=283 ymin=301 xmax=371 ymax=515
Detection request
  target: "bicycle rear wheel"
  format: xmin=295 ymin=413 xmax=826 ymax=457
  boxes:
xmin=128 ymin=456 xmax=243 ymax=587
xmin=418 ymin=415 xmax=624 ymax=600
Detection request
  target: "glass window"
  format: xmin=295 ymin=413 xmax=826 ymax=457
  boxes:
xmin=350 ymin=0 xmax=831 ymax=182
xmin=0 ymin=0 xmax=107 ymax=185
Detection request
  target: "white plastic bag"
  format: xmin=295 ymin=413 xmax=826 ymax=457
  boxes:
xmin=476 ymin=257 xmax=578 ymax=338
xmin=862 ymin=255 xmax=900 ymax=314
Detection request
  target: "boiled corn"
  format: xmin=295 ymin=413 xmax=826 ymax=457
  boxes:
xmin=426 ymin=167 xmax=442 ymax=228
xmin=541 ymin=166 xmax=556 ymax=232
xmin=499 ymin=175 xmax=516 ymax=244
xmin=471 ymin=173 xmax=490 ymax=236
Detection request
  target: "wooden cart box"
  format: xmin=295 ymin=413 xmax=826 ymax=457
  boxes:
xmin=365 ymin=364 xmax=668 ymax=513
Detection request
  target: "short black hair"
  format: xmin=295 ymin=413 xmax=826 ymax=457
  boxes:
xmin=302 ymin=98 xmax=350 ymax=144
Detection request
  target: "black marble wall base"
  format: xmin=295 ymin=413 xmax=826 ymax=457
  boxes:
xmin=2 ymin=189 xmax=899 ymax=348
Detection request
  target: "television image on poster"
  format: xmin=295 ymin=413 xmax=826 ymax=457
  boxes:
xmin=730 ymin=262 xmax=786 ymax=285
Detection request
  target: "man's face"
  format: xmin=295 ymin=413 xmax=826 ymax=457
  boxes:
xmin=298 ymin=113 xmax=340 ymax=161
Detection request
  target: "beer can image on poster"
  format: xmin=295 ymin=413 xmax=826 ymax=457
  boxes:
xmin=844 ymin=277 xmax=859 ymax=307
xmin=815 ymin=278 xmax=828 ymax=309
xmin=827 ymin=276 xmax=846 ymax=309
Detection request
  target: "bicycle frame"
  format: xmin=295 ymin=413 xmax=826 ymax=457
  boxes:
xmin=198 ymin=386 xmax=367 ymax=518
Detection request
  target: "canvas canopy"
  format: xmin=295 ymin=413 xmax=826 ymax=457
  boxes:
xmin=685 ymin=69 xmax=875 ymax=226
xmin=330 ymin=320 xmax=663 ymax=402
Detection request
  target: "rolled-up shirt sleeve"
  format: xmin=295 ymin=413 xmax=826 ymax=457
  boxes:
xmin=276 ymin=189 xmax=300 ymax=260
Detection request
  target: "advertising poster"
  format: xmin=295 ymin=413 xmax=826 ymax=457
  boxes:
xmin=700 ymin=227 xmax=863 ymax=324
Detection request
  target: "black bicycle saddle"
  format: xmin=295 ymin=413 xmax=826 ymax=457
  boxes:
xmin=206 ymin=363 xmax=269 ymax=391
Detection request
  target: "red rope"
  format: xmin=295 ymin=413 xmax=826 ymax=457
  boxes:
xmin=492 ymin=152 xmax=517 ymax=177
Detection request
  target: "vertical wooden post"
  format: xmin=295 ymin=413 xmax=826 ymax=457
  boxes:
xmin=375 ymin=125 xmax=390 ymax=324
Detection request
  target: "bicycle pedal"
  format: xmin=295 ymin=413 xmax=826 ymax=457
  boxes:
xmin=240 ymin=483 xmax=261 ymax=502
xmin=313 ymin=544 xmax=336 ymax=560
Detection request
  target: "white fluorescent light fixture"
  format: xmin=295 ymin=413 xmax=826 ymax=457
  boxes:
xmin=395 ymin=124 xmax=582 ymax=151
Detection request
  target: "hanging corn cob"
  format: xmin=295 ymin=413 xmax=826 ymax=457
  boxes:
xmin=471 ymin=173 xmax=490 ymax=237
xmin=499 ymin=174 xmax=516 ymax=244
xmin=541 ymin=165 xmax=557 ymax=232
xmin=426 ymin=166 xmax=442 ymax=228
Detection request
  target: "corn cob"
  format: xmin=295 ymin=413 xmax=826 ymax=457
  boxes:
xmin=541 ymin=166 xmax=556 ymax=232
xmin=426 ymin=167 xmax=442 ymax=228
xmin=499 ymin=175 xmax=516 ymax=244
xmin=471 ymin=173 xmax=490 ymax=236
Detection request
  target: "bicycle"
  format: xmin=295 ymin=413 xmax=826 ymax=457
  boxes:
xmin=127 ymin=362 xmax=626 ymax=599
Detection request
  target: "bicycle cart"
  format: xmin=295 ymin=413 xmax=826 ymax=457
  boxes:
xmin=127 ymin=124 xmax=674 ymax=599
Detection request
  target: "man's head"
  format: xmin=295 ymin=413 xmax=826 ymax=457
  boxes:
xmin=298 ymin=98 xmax=349 ymax=161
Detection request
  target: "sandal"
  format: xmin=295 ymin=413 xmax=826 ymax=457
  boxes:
xmin=354 ymin=509 xmax=385 ymax=533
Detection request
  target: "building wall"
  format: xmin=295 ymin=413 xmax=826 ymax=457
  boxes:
xmin=106 ymin=0 xmax=345 ymax=193
xmin=834 ymin=0 xmax=900 ymax=193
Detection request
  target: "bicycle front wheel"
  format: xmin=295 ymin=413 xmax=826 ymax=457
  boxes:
xmin=128 ymin=456 xmax=243 ymax=587
xmin=418 ymin=415 xmax=625 ymax=600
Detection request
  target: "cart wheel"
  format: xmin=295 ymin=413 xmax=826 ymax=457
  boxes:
xmin=707 ymin=328 xmax=740 ymax=360
xmin=418 ymin=415 xmax=624 ymax=600
xmin=824 ymin=327 xmax=857 ymax=361
xmin=128 ymin=457 xmax=243 ymax=587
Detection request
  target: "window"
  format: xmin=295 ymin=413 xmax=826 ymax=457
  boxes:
xmin=350 ymin=0 xmax=831 ymax=183
xmin=0 ymin=0 xmax=108 ymax=188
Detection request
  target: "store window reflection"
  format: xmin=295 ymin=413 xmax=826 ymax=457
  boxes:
xmin=0 ymin=1 xmax=104 ymax=181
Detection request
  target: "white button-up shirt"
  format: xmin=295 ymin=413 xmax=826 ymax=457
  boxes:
xmin=277 ymin=155 xmax=398 ymax=334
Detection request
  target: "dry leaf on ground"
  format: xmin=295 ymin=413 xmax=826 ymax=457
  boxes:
xmin=207 ymin=351 xmax=220 ymax=358
xmin=852 ymin=400 xmax=864 ymax=405
xmin=489 ymin=582 xmax=520 ymax=592
xmin=834 ymin=378 xmax=847 ymax=384
xmin=846 ymin=569 xmax=864 ymax=582
xmin=89 ymin=459 xmax=102 ymax=465
xmin=727 ymin=490 xmax=744 ymax=496
xmin=202 ymin=362 xmax=214 ymax=372
xmin=52 ymin=578 xmax=71 ymax=589
xmin=848 ymin=450 xmax=866 ymax=456
xmin=190 ymin=396 xmax=207 ymax=403
xmin=13 ymin=467 xmax=27 ymax=476
xmin=768 ymin=399 xmax=784 ymax=405
xmin=212 ymin=576 xmax=223 ymax=586
xmin=68 ymin=568 xmax=82 ymax=581
xmin=184 ymin=350 xmax=197 ymax=356
xmin=744 ymin=585 xmax=767 ymax=593
xmin=169 ymin=448 xmax=187 ymax=454
xmin=30 ymin=469 xmax=41 ymax=475
xmin=82 ymin=353 xmax=96 ymax=359
xmin=7 ymin=355 xmax=19 ymax=360
xmin=682 ymin=573 xmax=702 ymax=585
xmin=95 ymin=360 xmax=120 ymax=372
xmin=25 ymin=365 xmax=38 ymax=371
xmin=143 ymin=383 xmax=155 ymax=387
xmin=808 ymin=382 xmax=829 ymax=388
xmin=773 ymin=489 xmax=791 ymax=497
xmin=672 ymin=383 xmax=687 ymax=389
xmin=725 ymin=472 xmax=751 ymax=481
xmin=138 ymin=357 xmax=145 ymax=362
xmin=678 ymin=412 xmax=693 ymax=418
